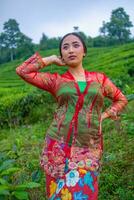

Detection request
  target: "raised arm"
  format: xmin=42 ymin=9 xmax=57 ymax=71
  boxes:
xmin=16 ymin=52 xmax=64 ymax=96
xmin=99 ymin=73 xmax=128 ymax=120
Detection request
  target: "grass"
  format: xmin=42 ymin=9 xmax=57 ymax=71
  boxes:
xmin=0 ymin=43 xmax=134 ymax=199
xmin=0 ymin=101 xmax=133 ymax=199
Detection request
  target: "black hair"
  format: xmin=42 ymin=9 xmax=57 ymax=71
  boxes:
xmin=59 ymin=32 xmax=87 ymax=57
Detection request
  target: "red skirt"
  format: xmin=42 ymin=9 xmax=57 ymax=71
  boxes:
xmin=40 ymin=136 xmax=100 ymax=199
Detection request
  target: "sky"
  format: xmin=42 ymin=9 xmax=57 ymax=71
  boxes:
xmin=0 ymin=0 xmax=134 ymax=44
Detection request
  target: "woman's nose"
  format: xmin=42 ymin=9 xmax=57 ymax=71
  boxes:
xmin=68 ymin=46 xmax=74 ymax=53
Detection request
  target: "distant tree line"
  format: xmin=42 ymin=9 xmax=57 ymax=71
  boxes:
xmin=0 ymin=7 xmax=133 ymax=64
xmin=0 ymin=19 xmax=35 ymax=64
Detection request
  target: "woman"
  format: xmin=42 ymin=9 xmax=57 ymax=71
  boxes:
xmin=16 ymin=32 xmax=128 ymax=200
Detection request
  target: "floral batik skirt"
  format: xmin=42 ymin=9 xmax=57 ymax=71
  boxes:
xmin=40 ymin=136 xmax=101 ymax=200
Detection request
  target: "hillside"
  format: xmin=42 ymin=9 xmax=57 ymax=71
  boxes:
xmin=0 ymin=44 xmax=134 ymax=199
xmin=0 ymin=42 xmax=134 ymax=88
xmin=0 ymin=43 xmax=133 ymax=127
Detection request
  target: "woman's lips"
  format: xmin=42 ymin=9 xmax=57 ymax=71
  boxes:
xmin=68 ymin=55 xmax=76 ymax=60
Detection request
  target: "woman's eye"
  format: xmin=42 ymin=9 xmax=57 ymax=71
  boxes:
xmin=74 ymin=44 xmax=80 ymax=48
xmin=63 ymin=46 xmax=68 ymax=50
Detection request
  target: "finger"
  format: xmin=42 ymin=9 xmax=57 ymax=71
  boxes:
xmin=57 ymin=56 xmax=62 ymax=59
xmin=59 ymin=60 xmax=66 ymax=66
xmin=61 ymin=60 xmax=66 ymax=65
xmin=61 ymin=58 xmax=65 ymax=62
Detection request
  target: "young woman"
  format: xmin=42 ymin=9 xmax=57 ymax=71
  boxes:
xmin=16 ymin=32 xmax=128 ymax=200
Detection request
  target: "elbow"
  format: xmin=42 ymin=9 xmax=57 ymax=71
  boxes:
xmin=120 ymin=94 xmax=128 ymax=108
xmin=16 ymin=66 xmax=25 ymax=77
xmin=120 ymin=96 xmax=128 ymax=111
xmin=16 ymin=66 xmax=21 ymax=76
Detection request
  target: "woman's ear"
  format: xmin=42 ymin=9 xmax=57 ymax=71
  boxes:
xmin=83 ymin=53 xmax=86 ymax=57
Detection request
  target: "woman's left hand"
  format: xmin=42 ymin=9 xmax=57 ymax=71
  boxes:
xmin=101 ymin=112 xmax=109 ymax=121
xmin=42 ymin=55 xmax=66 ymax=66
xmin=52 ymin=55 xmax=66 ymax=66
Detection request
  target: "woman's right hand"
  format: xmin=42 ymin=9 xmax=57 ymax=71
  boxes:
xmin=42 ymin=55 xmax=66 ymax=66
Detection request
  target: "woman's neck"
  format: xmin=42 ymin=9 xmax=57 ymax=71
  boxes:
xmin=68 ymin=64 xmax=86 ymax=81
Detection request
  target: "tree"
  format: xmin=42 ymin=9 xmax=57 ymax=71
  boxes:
xmin=39 ymin=33 xmax=48 ymax=50
xmin=0 ymin=32 xmax=7 ymax=48
xmin=46 ymin=37 xmax=60 ymax=49
xmin=76 ymin=31 xmax=88 ymax=46
xmin=99 ymin=21 xmax=107 ymax=37
xmin=87 ymin=36 xmax=93 ymax=47
xmin=0 ymin=19 xmax=35 ymax=63
xmin=93 ymin=36 xmax=107 ymax=47
xmin=16 ymin=33 xmax=34 ymax=58
xmin=3 ymin=19 xmax=21 ymax=60
xmin=100 ymin=7 xmax=133 ymax=44
xmin=0 ymin=33 xmax=10 ymax=64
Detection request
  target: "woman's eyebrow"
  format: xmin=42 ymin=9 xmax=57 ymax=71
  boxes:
xmin=72 ymin=41 xmax=80 ymax=44
xmin=63 ymin=43 xmax=69 ymax=46
xmin=63 ymin=41 xmax=80 ymax=46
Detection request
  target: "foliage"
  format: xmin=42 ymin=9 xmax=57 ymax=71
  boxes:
xmin=3 ymin=19 xmax=20 ymax=49
xmin=0 ymin=89 xmax=56 ymax=128
xmin=93 ymin=36 xmax=107 ymax=47
xmin=39 ymin=33 xmax=61 ymax=50
xmin=0 ymin=19 xmax=34 ymax=64
xmin=0 ymin=123 xmax=46 ymax=200
xmin=39 ymin=33 xmax=48 ymax=50
xmin=2 ymin=19 xmax=21 ymax=61
xmin=1 ymin=7 xmax=134 ymax=65
xmin=100 ymin=7 xmax=133 ymax=44
xmin=0 ymin=42 xmax=134 ymax=128
xmin=0 ymin=42 xmax=134 ymax=199
xmin=0 ymin=102 xmax=133 ymax=199
xmin=15 ymin=33 xmax=34 ymax=59
xmin=99 ymin=100 xmax=134 ymax=200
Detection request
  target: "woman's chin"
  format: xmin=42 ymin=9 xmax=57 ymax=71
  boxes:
xmin=66 ymin=61 xmax=81 ymax=68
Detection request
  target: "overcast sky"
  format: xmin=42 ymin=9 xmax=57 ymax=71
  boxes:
xmin=1 ymin=0 xmax=134 ymax=43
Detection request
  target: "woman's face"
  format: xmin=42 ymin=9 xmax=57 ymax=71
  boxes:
xmin=61 ymin=34 xmax=85 ymax=67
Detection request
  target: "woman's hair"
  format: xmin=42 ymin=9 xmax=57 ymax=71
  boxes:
xmin=59 ymin=32 xmax=87 ymax=57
